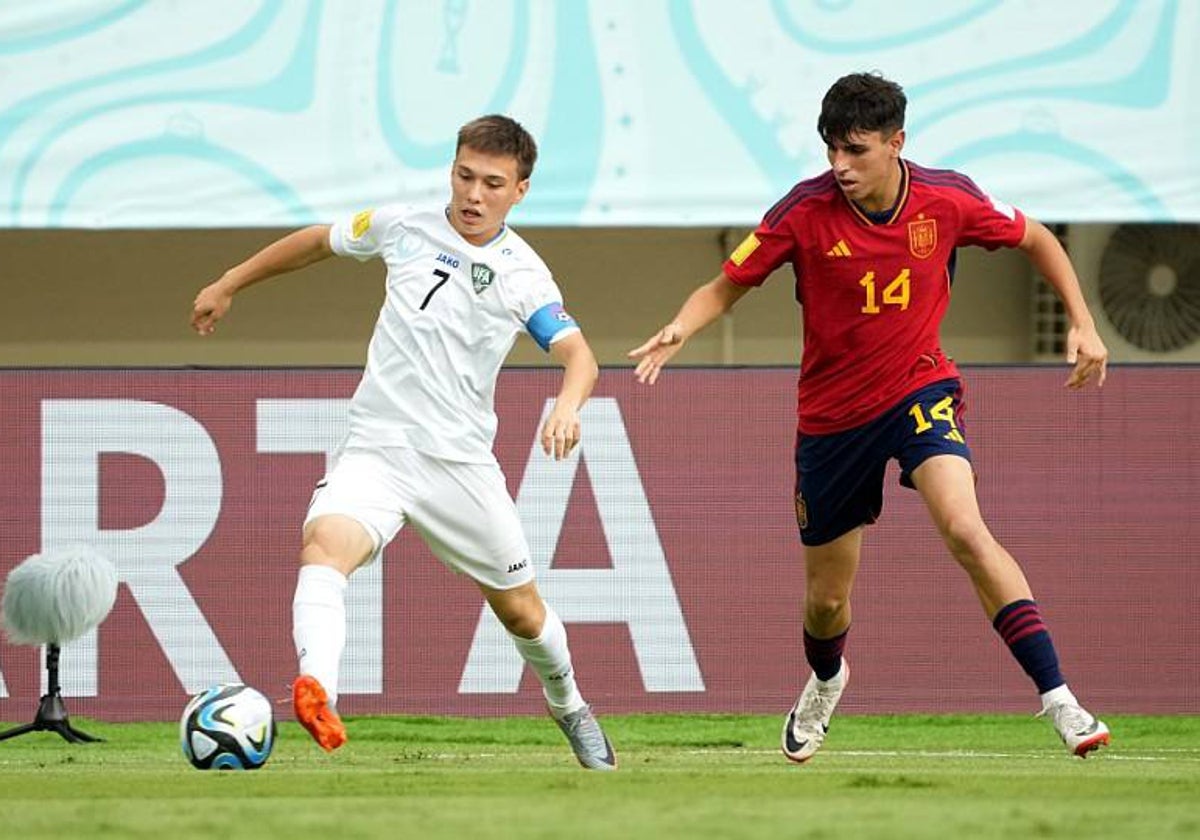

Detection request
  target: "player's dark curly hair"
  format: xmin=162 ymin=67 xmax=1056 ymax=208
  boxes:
xmin=457 ymin=115 xmax=538 ymax=181
xmin=817 ymin=73 xmax=906 ymax=145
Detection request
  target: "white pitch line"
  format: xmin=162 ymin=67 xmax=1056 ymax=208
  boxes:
xmin=338 ymin=748 xmax=1200 ymax=764
xmin=683 ymin=748 xmax=1200 ymax=762
xmin=685 ymin=749 xmax=1037 ymax=758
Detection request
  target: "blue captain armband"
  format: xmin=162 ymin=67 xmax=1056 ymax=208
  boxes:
xmin=525 ymin=302 xmax=579 ymax=351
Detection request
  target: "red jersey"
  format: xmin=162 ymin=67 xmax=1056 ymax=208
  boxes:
xmin=723 ymin=159 xmax=1026 ymax=435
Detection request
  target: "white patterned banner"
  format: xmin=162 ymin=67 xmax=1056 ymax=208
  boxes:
xmin=1 ymin=1 xmax=1196 ymax=228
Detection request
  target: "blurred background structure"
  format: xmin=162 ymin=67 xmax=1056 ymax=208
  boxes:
xmin=1 ymin=1 xmax=1197 ymax=368
xmin=1 ymin=2 xmax=1197 ymax=720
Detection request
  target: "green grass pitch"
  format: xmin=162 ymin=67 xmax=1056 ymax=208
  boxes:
xmin=1 ymin=713 xmax=1197 ymax=839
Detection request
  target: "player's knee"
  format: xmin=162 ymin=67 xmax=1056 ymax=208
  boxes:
xmin=487 ymin=585 xmax=546 ymax=639
xmin=805 ymin=591 xmax=849 ymax=626
xmin=490 ymin=597 xmax=543 ymax=638
xmin=301 ymin=516 xmax=374 ymax=574
xmin=502 ymin=610 xmax=543 ymax=639
xmin=939 ymin=515 xmax=994 ymax=567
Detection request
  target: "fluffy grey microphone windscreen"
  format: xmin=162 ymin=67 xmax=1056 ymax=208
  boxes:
xmin=2 ymin=546 xmax=119 ymax=646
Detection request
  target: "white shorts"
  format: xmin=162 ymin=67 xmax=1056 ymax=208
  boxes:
xmin=304 ymin=446 xmax=533 ymax=590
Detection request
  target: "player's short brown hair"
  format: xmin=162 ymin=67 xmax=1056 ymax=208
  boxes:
xmin=817 ymin=72 xmax=906 ymax=145
xmin=456 ymin=115 xmax=538 ymax=181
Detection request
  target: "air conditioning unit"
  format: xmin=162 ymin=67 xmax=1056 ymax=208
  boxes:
xmin=1034 ymin=223 xmax=1200 ymax=362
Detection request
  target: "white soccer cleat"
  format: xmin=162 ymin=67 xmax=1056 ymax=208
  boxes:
xmin=1040 ymin=701 xmax=1111 ymax=758
xmin=781 ymin=659 xmax=848 ymax=764
xmin=553 ymin=705 xmax=617 ymax=770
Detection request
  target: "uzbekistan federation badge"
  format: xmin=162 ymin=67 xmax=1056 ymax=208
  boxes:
xmin=471 ymin=262 xmax=495 ymax=294
xmin=907 ymin=216 xmax=937 ymax=259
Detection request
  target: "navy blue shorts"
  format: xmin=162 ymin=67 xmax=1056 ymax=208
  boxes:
xmin=794 ymin=378 xmax=970 ymax=546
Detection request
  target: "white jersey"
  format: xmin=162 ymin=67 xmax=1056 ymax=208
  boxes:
xmin=329 ymin=204 xmax=580 ymax=463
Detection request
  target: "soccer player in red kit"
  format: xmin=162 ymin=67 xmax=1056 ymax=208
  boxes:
xmin=630 ymin=72 xmax=1111 ymax=761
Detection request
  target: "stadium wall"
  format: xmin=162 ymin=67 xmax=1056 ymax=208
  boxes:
xmin=0 ymin=225 xmax=1032 ymax=367
xmin=0 ymin=366 xmax=1195 ymax=722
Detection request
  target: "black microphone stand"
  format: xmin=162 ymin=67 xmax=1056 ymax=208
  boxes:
xmin=0 ymin=644 xmax=102 ymax=743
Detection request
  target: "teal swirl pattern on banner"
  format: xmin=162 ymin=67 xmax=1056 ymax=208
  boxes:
xmin=0 ymin=1 xmax=145 ymax=55
xmin=377 ymin=0 xmax=531 ymax=170
xmin=0 ymin=0 xmax=1195 ymax=227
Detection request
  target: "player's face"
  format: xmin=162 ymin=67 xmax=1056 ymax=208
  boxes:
xmin=448 ymin=147 xmax=530 ymax=245
xmin=826 ymin=129 xmax=904 ymax=212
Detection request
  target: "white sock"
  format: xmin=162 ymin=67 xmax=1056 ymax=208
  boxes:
xmin=508 ymin=606 xmax=585 ymax=717
xmin=292 ymin=564 xmax=348 ymax=706
xmin=1040 ymin=683 xmax=1078 ymax=711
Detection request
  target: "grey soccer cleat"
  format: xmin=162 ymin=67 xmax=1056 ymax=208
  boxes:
xmin=781 ymin=659 xmax=848 ymax=764
xmin=1040 ymin=701 xmax=1111 ymax=758
xmin=553 ymin=705 xmax=617 ymax=770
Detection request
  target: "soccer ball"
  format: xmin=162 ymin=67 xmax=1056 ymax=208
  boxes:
xmin=180 ymin=684 xmax=276 ymax=770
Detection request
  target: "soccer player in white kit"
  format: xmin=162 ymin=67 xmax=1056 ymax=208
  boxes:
xmin=191 ymin=115 xmax=616 ymax=770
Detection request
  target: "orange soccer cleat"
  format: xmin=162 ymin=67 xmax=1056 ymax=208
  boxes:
xmin=292 ymin=675 xmax=347 ymax=752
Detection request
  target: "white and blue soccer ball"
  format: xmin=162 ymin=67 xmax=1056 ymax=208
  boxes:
xmin=180 ymin=684 xmax=275 ymax=770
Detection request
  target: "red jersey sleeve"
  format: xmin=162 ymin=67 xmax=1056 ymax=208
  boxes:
xmin=955 ymin=183 xmax=1026 ymax=251
xmin=722 ymin=221 xmax=796 ymax=287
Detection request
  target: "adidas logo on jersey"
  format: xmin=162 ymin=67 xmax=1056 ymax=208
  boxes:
xmin=825 ymin=240 xmax=852 ymax=257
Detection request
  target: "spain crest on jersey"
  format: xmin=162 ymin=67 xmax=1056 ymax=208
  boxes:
xmin=907 ymin=217 xmax=937 ymax=259
xmin=471 ymin=262 xmax=495 ymax=294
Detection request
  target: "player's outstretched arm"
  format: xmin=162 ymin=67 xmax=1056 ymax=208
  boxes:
xmin=542 ymin=331 xmax=599 ymax=460
xmin=1018 ymin=219 xmax=1108 ymax=389
xmin=628 ymin=272 xmax=750 ymax=385
xmin=191 ymin=224 xmax=334 ymax=336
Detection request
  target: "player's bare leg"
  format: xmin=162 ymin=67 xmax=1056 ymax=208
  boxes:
xmin=290 ymin=515 xmax=372 ymax=752
xmin=803 ymin=527 xmax=861 ymax=639
xmin=484 ymin=581 xmax=616 ymax=770
xmin=911 ymin=455 xmax=1030 ymax=613
xmin=913 ymin=455 xmax=1110 ymax=757
xmin=783 ymin=528 xmax=860 ymax=763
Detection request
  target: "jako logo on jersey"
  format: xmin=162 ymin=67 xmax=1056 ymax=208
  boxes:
xmin=436 ymin=252 xmax=460 ymax=269
xmin=908 ymin=216 xmax=937 ymax=259
xmin=471 ymin=262 xmax=495 ymax=294
xmin=825 ymin=240 xmax=852 ymax=257
xmin=507 ymin=559 xmax=528 ymax=574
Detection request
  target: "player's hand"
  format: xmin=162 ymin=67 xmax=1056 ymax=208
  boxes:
xmin=628 ymin=321 xmax=686 ymax=385
xmin=191 ymin=280 xmax=234 ymax=336
xmin=540 ymin=403 xmax=581 ymax=460
xmin=1065 ymin=321 xmax=1108 ymax=389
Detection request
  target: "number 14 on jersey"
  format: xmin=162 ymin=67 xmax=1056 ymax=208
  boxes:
xmin=860 ymin=269 xmax=911 ymax=314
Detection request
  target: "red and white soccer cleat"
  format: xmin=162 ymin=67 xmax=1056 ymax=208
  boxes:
xmin=1041 ymin=701 xmax=1111 ymax=758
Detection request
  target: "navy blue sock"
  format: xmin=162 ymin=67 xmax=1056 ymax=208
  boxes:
xmin=992 ymin=599 xmax=1064 ymax=693
xmin=803 ymin=627 xmax=848 ymax=681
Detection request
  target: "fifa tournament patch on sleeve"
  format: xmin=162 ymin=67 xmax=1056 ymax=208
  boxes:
xmin=729 ymin=232 xmax=761 ymax=266
xmin=525 ymin=302 xmax=578 ymax=351
xmin=350 ymin=209 xmax=374 ymax=240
